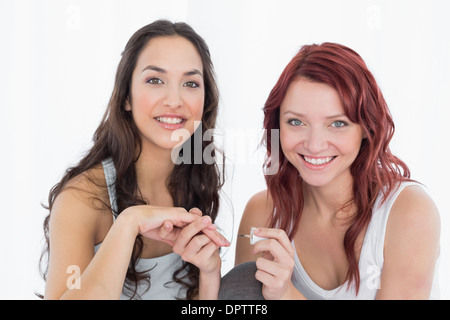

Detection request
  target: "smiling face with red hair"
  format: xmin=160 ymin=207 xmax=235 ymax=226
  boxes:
xmin=280 ymin=78 xmax=365 ymax=189
xmin=262 ymin=42 xmax=410 ymax=292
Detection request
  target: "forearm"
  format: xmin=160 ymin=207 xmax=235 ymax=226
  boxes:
xmin=60 ymin=210 xmax=138 ymax=299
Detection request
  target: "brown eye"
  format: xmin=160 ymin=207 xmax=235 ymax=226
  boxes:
xmin=146 ymin=78 xmax=163 ymax=85
xmin=183 ymin=81 xmax=199 ymax=88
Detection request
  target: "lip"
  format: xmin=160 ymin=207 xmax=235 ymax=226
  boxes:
xmin=154 ymin=114 xmax=187 ymax=130
xmin=300 ymin=154 xmax=337 ymax=170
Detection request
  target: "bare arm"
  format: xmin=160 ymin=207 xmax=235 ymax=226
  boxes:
xmin=44 ymin=186 xmax=135 ymax=299
xmin=44 ymin=187 xmax=201 ymax=299
xmin=376 ymin=185 xmax=440 ymax=299
xmin=234 ymin=191 xmax=305 ymax=299
xmin=235 ymin=190 xmax=274 ymax=265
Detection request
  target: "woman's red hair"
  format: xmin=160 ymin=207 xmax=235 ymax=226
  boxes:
xmin=262 ymin=43 xmax=411 ymax=293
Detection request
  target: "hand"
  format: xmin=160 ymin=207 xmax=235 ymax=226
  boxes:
xmin=171 ymin=213 xmax=223 ymax=274
xmin=123 ymin=205 xmax=199 ymax=245
xmin=158 ymin=208 xmax=230 ymax=248
xmin=252 ymin=228 xmax=297 ymax=300
xmin=160 ymin=209 xmax=229 ymax=300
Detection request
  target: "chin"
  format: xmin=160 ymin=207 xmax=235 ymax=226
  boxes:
xmin=296 ymin=170 xmax=332 ymax=188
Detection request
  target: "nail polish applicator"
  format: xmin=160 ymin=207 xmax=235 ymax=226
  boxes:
xmin=238 ymin=227 xmax=268 ymax=245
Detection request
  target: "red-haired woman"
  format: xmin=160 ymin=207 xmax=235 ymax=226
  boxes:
xmin=231 ymin=43 xmax=440 ymax=299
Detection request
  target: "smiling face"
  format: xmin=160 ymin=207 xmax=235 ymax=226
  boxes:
xmin=126 ymin=35 xmax=205 ymax=153
xmin=279 ymin=78 xmax=364 ymax=188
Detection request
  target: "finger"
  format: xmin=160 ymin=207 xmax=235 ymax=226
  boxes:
xmin=173 ymin=215 xmax=213 ymax=253
xmin=180 ymin=234 xmax=216 ymax=265
xmin=183 ymin=234 xmax=213 ymax=258
xmin=255 ymin=268 xmax=273 ymax=286
xmin=158 ymin=220 xmax=178 ymax=244
xmin=196 ymin=242 xmax=221 ymax=272
xmin=202 ymin=227 xmax=230 ymax=247
xmin=253 ymin=239 xmax=282 ymax=260
xmin=182 ymin=236 xmax=221 ymax=273
xmin=252 ymin=228 xmax=294 ymax=257
xmin=170 ymin=210 xmax=201 ymax=228
xmin=253 ymin=238 xmax=292 ymax=263
xmin=256 ymin=256 xmax=290 ymax=278
xmin=189 ymin=207 xmax=203 ymax=217
xmin=189 ymin=208 xmax=218 ymax=231
xmin=198 ymin=241 xmax=220 ymax=259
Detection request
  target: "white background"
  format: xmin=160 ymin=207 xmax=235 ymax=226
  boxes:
xmin=0 ymin=0 xmax=448 ymax=299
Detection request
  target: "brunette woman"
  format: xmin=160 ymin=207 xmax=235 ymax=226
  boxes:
xmin=234 ymin=43 xmax=440 ymax=299
xmin=41 ymin=20 xmax=229 ymax=300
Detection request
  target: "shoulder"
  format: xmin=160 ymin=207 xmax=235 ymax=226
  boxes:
xmin=387 ymin=184 xmax=440 ymax=238
xmin=241 ymin=189 xmax=274 ymax=228
xmin=63 ymin=164 xmax=107 ymax=201
xmin=50 ymin=164 xmax=113 ymax=244
xmin=377 ymin=184 xmax=440 ymax=298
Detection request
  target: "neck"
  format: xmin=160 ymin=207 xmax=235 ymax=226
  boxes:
xmin=135 ymin=144 xmax=176 ymax=201
xmin=302 ymin=178 xmax=355 ymax=224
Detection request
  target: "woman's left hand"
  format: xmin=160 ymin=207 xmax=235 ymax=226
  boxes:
xmin=166 ymin=210 xmax=224 ymax=299
xmin=158 ymin=208 xmax=227 ymax=271
xmin=172 ymin=214 xmax=222 ymax=273
xmin=252 ymin=228 xmax=299 ymax=300
xmin=157 ymin=208 xmax=229 ymax=248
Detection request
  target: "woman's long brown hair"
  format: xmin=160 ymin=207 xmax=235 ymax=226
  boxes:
xmin=39 ymin=20 xmax=224 ymax=299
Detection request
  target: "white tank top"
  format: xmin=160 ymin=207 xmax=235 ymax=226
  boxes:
xmin=95 ymin=158 xmax=189 ymax=300
xmin=291 ymin=181 xmax=440 ymax=299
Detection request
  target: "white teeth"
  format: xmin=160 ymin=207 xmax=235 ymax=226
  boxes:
xmin=303 ymin=156 xmax=335 ymax=165
xmin=156 ymin=117 xmax=183 ymax=124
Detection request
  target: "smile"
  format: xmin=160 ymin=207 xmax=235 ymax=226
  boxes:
xmin=155 ymin=117 xmax=185 ymax=124
xmin=302 ymin=155 xmax=336 ymax=166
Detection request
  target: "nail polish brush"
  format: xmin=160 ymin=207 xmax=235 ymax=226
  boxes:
xmin=238 ymin=227 xmax=268 ymax=245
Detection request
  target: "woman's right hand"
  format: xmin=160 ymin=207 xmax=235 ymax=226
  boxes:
xmin=251 ymin=228 xmax=300 ymax=300
xmin=121 ymin=205 xmax=195 ymax=243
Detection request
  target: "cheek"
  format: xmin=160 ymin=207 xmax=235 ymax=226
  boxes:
xmin=132 ymin=89 xmax=158 ymax=114
xmin=280 ymin=128 xmax=301 ymax=158
xmin=189 ymin=94 xmax=205 ymax=120
xmin=336 ymin=134 xmax=363 ymax=158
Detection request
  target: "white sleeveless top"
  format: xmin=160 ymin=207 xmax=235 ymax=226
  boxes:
xmin=94 ymin=158 xmax=189 ymax=300
xmin=291 ymin=181 xmax=440 ymax=300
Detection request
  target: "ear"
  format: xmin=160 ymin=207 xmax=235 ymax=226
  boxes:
xmin=362 ymin=127 xmax=369 ymax=140
xmin=125 ymin=98 xmax=132 ymax=111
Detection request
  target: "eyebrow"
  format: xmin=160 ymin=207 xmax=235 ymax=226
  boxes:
xmin=141 ymin=65 xmax=203 ymax=78
xmin=282 ymin=110 xmax=347 ymax=119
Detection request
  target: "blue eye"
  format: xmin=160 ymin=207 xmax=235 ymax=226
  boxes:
xmin=331 ymin=121 xmax=347 ymax=128
xmin=146 ymin=78 xmax=163 ymax=85
xmin=288 ymin=119 xmax=303 ymax=126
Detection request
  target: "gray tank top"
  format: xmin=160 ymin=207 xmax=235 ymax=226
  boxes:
xmin=95 ymin=157 xmax=188 ymax=300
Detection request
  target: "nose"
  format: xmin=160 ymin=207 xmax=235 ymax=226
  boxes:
xmin=304 ymin=128 xmax=328 ymax=154
xmin=163 ymin=84 xmax=183 ymax=109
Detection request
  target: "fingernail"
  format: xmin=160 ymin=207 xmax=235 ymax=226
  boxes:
xmin=202 ymin=215 xmax=211 ymax=225
xmin=208 ymin=224 xmax=218 ymax=230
